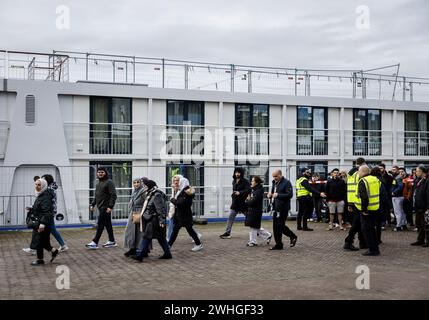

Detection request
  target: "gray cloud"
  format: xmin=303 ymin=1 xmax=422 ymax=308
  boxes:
xmin=0 ymin=0 xmax=428 ymax=77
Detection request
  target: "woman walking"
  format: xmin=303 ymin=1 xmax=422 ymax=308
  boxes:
xmin=245 ymin=176 xmax=271 ymax=246
xmin=123 ymin=177 xmax=147 ymax=257
xmin=131 ymin=179 xmax=172 ymax=262
xmin=168 ymin=176 xmax=203 ymax=251
xmin=29 ymin=178 xmax=59 ymax=266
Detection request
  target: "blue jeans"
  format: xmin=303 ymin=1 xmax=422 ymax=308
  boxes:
xmin=137 ymin=238 xmax=171 ymax=259
xmin=51 ymin=222 xmax=65 ymax=247
xmin=167 ymin=217 xmax=174 ymax=242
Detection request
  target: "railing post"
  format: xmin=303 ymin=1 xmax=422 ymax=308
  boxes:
xmin=402 ymin=77 xmax=406 ymax=101
xmin=248 ymin=70 xmax=252 ymax=93
xmin=352 ymin=72 xmax=356 ymax=98
xmin=230 ymin=64 xmax=235 ymax=92
xmin=4 ymin=50 xmax=8 ymax=79
xmin=294 ymin=68 xmax=298 ymax=96
xmin=133 ymin=56 xmax=136 ymax=83
xmin=162 ymin=58 xmax=165 ymax=88
xmin=113 ymin=60 xmax=115 ymax=82
xmin=305 ymin=71 xmax=310 ymax=96
xmin=184 ymin=64 xmax=189 ymax=90
xmin=85 ymin=52 xmax=89 ymax=81
xmin=409 ymin=82 xmax=413 ymax=101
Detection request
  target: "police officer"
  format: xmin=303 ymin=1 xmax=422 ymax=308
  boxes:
xmin=344 ymin=157 xmax=367 ymax=251
xmin=355 ymin=165 xmax=381 ymax=256
xmin=296 ymin=167 xmax=326 ymax=231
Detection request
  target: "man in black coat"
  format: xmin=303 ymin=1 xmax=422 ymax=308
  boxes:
xmin=410 ymin=165 xmax=429 ymax=247
xmin=85 ymin=167 xmax=118 ymax=249
xmin=267 ymin=169 xmax=297 ymax=250
xmin=220 ymin=167 xmax=251 ymax=239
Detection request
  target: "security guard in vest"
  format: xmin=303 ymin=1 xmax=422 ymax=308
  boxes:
xmin=355 ymin=165 xmax=381 ymax=256
xmin=344 ymin=157 xmax=368 ymax=251
xmin=296 ymin=167 xmax=326 ymax=231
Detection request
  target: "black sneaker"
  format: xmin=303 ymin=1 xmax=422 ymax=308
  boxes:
xmin=361 ymin=250 xmax=380 ymax=256
xmin=422 ymin=243 xmax=429 ymax=248
xmin=50 ymin=249 xmax=59 ymax=263
xmin=343 ymin=243 xmax=359 ymax=251
xmin=131 ymin=255 xmax=143 ymax=262
xmin=124 ymin=248 xmax=137 ymax=257
xmin=410 ymin=241 xmax=424 ymax=246
xmin=31 ymin=259 xmax=44 ymax=266
xmin=297 ymin=226 xmax=303 ymax=230
xmin=269 ymin=245 xmax=283 ymax=250
xmin=290 ymin=237 xmax=298 ymax=247
xmin=159 ymin=254 xmax=172 ymax=259
xmin=219 ymin=232 xmax=231 ymax=239
xmin=303 ymin=228 xmax=313 ymax=231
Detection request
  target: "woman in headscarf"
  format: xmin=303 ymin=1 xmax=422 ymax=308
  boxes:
xmin=123 ymin=177 xmax=147 ymax=257
xmin=29 ymin=178 xmax=59 ymax=266
xmin=131 ymin=179 xmax=172 ymax=262
xmin=168 ymin=175 xmax=203 ymax=252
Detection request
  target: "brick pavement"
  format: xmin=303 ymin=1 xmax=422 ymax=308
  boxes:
xmin=0 ymin=221 xmax=428 ymax=300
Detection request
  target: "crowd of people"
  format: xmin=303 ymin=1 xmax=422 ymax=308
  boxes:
xmin=23 ymin=160 xmax=429 ymax=265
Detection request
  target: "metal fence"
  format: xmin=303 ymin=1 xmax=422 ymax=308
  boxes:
xmin=2 ymin=162 xmax=428 ymax=227
xmin=1 ymin=49 xmax=429 ymax=102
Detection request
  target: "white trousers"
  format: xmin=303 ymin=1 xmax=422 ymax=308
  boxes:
xmin=249 ymin=228 xmax=271 ymax=244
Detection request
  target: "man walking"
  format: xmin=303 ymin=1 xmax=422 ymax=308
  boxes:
xmin=267 ymin=170 xmax=297 ymax=250
xmin=85 ymin=167 xmax=118 ymax=249
xmin=220 ymin=167 xmax=251 ymax=239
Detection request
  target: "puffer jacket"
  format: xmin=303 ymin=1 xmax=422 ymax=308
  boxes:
xmin=170 ymin=186 xmax=195 ymax=227
xmin=32 ymin=190 xmax=54 ymax=226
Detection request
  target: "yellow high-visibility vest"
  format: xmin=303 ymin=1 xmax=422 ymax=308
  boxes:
xmin=296 ymin=177 xmax=312 ymax=198
xmin=355 ymin=175 xmax=381 ymax=212
xmin=347 ymin=171 xmax=360 ymax=206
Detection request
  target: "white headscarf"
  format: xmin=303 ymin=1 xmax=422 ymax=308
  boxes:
xmin=168 ymin=175 xmax=190 ymax=218
xmin=35 ymin=178 xmax=48 ymax=197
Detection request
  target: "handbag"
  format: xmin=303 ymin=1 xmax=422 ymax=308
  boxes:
xmin=26 ymin=209 xmax=40 ymax=229
xmin=132 ymin=211 xmax=141 ymax=224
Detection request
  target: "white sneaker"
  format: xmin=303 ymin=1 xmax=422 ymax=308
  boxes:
xmin=59 ymin=245 xmax=69 ymax=252
xmin=191 ymin=244 xmax=203 ymax=252
xmin=85 ymin=241 xmax=98 ymax=249
xmin=246 ymin=242 xmax=258 ymax=247
xmin=22 ymin=248 xmax=36 ymax=255
xmin=191 ymin=233 xmax=203 ymax=244
xmin=102 ymin=241 xmax=118 ymax=248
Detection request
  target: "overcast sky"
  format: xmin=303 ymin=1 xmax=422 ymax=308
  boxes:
xmin=1 ymin=0 xmax=428 ymax=77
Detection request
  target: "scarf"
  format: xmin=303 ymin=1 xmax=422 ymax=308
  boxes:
xmin=129 ymin=178 xmax=145 ymax=211
xmin=168 ymin=175 xmax=190 ymax=218
xmin=35 ymin=178 xmax=48 ymax=197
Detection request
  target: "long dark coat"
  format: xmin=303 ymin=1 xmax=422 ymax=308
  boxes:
xmin=141 ymin=189 xmax=168 ymax=240
xmin=30 ymin=190 xmax=54 ymax=249
xmin=244 ymin=184 xmax=264 ymax=229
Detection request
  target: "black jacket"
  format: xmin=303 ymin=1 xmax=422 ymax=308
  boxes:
xmin=270 ymin=177 xmax=293 ymax=214
xmin=325 ymin=177 xmax=346 ymax=202
xmin=170 ymin=186 xmax=195 ymax=227
xmin=245 ymin=184 xmax=264 ymax=229
xmin=32 ymin=190 xmax=54 ymax=226
xmin=230 ymin=169 xmax=251 ymax=213
xmin=413 ymin=177 xmax=429 ymax=213
xmin=142 ymin=189 xmax=168 ymax=240
xmin=91 ymin=178 xmax=117 ymax=211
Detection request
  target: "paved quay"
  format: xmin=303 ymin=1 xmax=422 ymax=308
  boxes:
xmin=1 ymin=221 xmax=428 ymax=300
